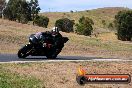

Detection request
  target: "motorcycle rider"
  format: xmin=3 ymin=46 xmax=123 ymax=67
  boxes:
xmin=34 ymin=31 xmax=53 ymax=48
xmin=50 ymin=27 xmax=63 ymax=57
xmin=34 ymin=27 xmax=62 ymax=45
xmin=51 ymin=27 xmax=62 ymax=46
xmin=33 ymin=27 xmax=63 ymax=58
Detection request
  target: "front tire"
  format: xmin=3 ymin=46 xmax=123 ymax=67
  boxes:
xmin=18 ymin=45 xmax=32 ymax=58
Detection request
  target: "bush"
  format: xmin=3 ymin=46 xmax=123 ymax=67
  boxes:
xmin=34 ymin=16 xmax=49 ymax=28
xmin=115 ymin=10 xmax=132 ymax=41
xmin=108 ymin=23 xmax=113 ymax=28
xmin=55 ymin=18 xmax=74 ymax=33
xmin=75 ymin=16 xmax=94 ymax=36
xmin=108 ymin=22 xmax=115 ymax=30
xmin=102 ymin=20 xmax=106 ymax=27
xmin=70 ymin=10 xmax=74 ymax=13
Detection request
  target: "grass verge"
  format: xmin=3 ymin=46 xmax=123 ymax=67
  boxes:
xmin=0 ymin=64 xmax=44 ymax=88
xmin=0 ymin=62 xmax=132 ymax=88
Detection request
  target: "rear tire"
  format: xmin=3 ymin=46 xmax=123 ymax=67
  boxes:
xmin=46 ymin=49 xmax=59 ymax=59
xmin=46 ymin=52 xmax=57 ymax=59
xmin=46 ymin=55 xmax=57 ymax=59
xmin=18 ymin=45 xmax=32 ymax=58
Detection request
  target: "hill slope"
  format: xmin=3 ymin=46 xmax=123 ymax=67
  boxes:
xmin=41 ymin=7 xmax=128 ymax=32
xmin=0 ymin=17 xmax=132 ymax=59
xmin=0 ymin=19 xmax=132 ymax=58
xmin=0 ymin=7 xmax=132 ymax=88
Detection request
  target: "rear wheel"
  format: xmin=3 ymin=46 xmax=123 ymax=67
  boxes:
xmin=18 ymin=45 xmax=32 ymax=58
xmin=46 ymin=54 xmax=57 ymax=59
xmin=46 ymin=51 xmax=57 ymax=59
xmin=46 ymin=49 xmax=60 ymax=59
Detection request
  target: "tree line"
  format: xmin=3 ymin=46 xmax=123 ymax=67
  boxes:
xmin=1 ymin=0 xmax=39 ymax=23
xmin=0 ymin=0 xmax=49 ymax=27
xmin=0 ymin=0 xmax=6 ymax=17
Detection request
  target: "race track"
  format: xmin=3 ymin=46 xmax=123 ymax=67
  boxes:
xmin=0 ymin=54 xmax=131 ymax=63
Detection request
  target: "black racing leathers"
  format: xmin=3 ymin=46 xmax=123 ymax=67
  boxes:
xmin=51 ymin=33 xmax=64 ymax=57
xmin=34 ymin=31 xmax=63 ymax=57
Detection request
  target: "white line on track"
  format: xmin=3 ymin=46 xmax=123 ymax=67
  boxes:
xmin=0 ymin=59 xmax=132 ymax=64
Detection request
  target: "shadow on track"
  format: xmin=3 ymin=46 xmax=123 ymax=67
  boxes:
xmin=0 ymin=54 xmax=109 ymax=62
xmin=26 ymin=55 xmax=103 ymax=60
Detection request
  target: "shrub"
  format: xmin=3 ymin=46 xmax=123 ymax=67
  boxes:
xmin=70 ymin=10 xmax=74 ymax=13
xmin=34 ymin=15 xmax=49 ymax=28
xmin=108 ymin=22 xmax=115 ymax=30
xmin=86 ymin=10 xmax=89 ymax=12
xmin=75 ymin=16 xmax=94 ymax=36
xmin=55 ymin=18 xmax=74 ymax=32
xmin=115 ymin=10 xmax=132 ymax=41
xmin=102 ymin=20 xmax=106 ymax=27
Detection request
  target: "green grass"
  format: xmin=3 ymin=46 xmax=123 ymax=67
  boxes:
xmin=0 ymin=65 xmax=44 ymax=88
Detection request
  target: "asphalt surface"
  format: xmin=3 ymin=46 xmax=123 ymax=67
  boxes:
xmin=0 ymin=54 xmax=131 ymax=63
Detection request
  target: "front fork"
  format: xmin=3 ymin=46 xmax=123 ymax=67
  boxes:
xmin=25 ymin=43 xmax=34 ymax=55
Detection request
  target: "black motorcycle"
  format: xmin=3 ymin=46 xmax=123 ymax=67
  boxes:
xmin=18 ymin=33 xmax=69 ymax=59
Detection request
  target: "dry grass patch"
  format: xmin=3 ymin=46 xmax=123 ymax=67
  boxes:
xmin=0 ymin=19 xmax=46 ymax=54
xmin=2 ymin=61 xmax=132 ymax=88
xmin=42 ymin=7 xmax=127 ymax=29
xmin=60 ymin=32 xmax=132 ymax=59
xmin=0 ymin=19 xmax=131 ymax=59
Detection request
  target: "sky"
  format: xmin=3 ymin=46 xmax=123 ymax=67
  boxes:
xmin=38 ymin=0 xmax=132 ymax=12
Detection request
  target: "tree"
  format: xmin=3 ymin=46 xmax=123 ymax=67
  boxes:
xmin=3 ymin=0 xmax=18 ymax=20
xmin=3 ymin=6 xmax=12 ymax=19
xmin=0 ymin=0 xmax=6 ymax=18
xmin=3 ymin=0 xmax=31 ymax=23
xmin=55 ymin=18 xmax=74 ymax=33
xmin=29 ymin=0 xmax=40 ymax=25
xmin=75 ymin=16 xmax=94 ymax=36
xmin=115 ymin=10 xmax=132 ymax=41
xmin=16 ymin=0 xmax=31 ymax=23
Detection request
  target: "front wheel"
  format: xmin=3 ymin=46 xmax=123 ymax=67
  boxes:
xmin=18 ymin=45 xmax=32 ymax=58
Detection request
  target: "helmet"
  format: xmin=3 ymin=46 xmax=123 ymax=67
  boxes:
xmin=52 ymin=27 xmax=59 ymax=33
xmin=51 ymin=27 xmax=59 ymax=35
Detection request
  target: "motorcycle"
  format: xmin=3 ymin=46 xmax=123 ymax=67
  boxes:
xmin=18 ymin=33 xmax=69 ymax=59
